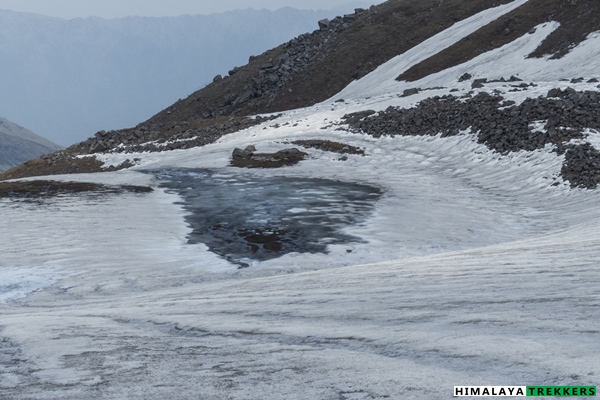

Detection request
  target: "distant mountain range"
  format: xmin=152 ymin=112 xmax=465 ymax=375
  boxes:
xmin=0 ymin=117 xmax=62 ymax=171
xmin=0 ymin=6 xmax=370 ymax=145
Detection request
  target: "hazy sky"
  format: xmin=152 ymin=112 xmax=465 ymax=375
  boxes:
xmin=0 ymin=0 xmax=380 ymax=19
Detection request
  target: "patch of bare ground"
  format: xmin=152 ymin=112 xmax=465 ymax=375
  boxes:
xmin=0 ymin=155 xmax=134 ymax=181
xmin=398 ymin=0 xmax=600 ymax=82
xmin=146 ymin=0 xmax=514 ymax=128
xmin=230 ymin=146 xmax=308 ymax=168
xmin=291 ymin=139 xmax=365 ymax=155
xmin=0 ymin=180 xmax=152 ymax=198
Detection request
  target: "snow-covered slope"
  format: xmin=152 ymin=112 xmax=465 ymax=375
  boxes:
xmin=1 ymin=2 xmax=600 ymax=398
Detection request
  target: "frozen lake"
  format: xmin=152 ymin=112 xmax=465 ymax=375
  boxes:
xmin=3 ymin=2 xmax=600 ymax=395
xmin=151 ymin=168 xmax=383 ymax=267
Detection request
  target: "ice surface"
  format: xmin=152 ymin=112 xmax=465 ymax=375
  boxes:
xmin=0 ymin=267 xmax=60 ymax=304
xmin=150 ymin=168 xmax=382 ymax=266
xmin=2 ymin=2 xmax=600 ymax=398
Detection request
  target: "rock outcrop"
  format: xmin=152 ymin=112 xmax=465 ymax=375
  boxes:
xmin=231 ymin=146 xmax=307 ymax=168
xmin=342 ymin=87 xmax=600 ymax=188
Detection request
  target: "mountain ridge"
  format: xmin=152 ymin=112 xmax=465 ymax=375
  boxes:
xmin=0 ymin=117 xmax=63 ymax=171
xmin=0 ymin=7 xmax=349 ymax=145
xmin=2 ymin=0 xmax=600 ymax=185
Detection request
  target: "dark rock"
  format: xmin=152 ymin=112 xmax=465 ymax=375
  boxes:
xmin=547 ymin=88 xmax=561 ymax=98
xmin=234 ymin=90 xmax=253 ymax=105
xmin=232 ymin=148 xmax=249 ymax=159
xmin=342 ymin=110 xmax=377 ymax=125
xmin=458 ymin=73 xmax=472 ymax=82
xmin=213 ymin=75 xmax=223 ymax=83
xmin=318 ymin=18 xmax=331 ymax=30
xmin=340 ymin=88 xmax=600 ymax=189
xmin=402 ymin=88 xmax=421 ymax=97
xmin=231 ymin=147 xmax=308 ymax=168
xmin=471 ymin=78 xmax=487 ymax=89
xmin=291 ymin=139 xmax=364 ymax=155
xmin=90 ymin=141 xmax=108 ymax=153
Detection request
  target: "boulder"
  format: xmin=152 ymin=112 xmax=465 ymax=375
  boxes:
xmin=458 ymin=73 xmax=472 ymax=82
xmin=402 ymin=88 xmax=420 ymax=97
xmin=318 ymin=19 xmax=331 ymax=30
xmin=471 ymin=78 xmax=487 ymax=89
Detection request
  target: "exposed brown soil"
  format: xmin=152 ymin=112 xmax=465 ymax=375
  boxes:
xmin=0 ymin=155 xmax=133 ymax=181
xmin=230 ymin=148 xmax=308 ymax=168
xmin=398 ymin=0 xmax=600 ymax=82
xmin=0 ymin=180 xmax=153 ymax=198
xmin=291 ymin=139 xmax=365 ymax=155
xmin=145 ymin=0 xmax=513 ymax=128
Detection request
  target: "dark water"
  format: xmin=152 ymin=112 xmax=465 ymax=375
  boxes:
xmin=151 ymin=168 xmax=382 ymax=267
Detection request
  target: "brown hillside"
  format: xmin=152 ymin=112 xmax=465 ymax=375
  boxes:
xmin=2 ymin=0 xmax=542 ymax=180
xmin=148 ymin=0 xmax=514 ymax=129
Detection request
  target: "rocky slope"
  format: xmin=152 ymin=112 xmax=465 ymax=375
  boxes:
xmin=342 ymin=87 xmax=600 ymax=188
xmin=4 ymin=2 xmax=600 ymax=397
xmin=0 ymin=118 xmax=62 ymax=171
xmin=3 ymin=0 xmax=600 ymax=189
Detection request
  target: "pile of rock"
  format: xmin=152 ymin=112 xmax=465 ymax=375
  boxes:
xmin=0 ymin=180 xmax=152 ymax=198
xmin=231 ymin=145 xmax=307 ymax=168
xmin=342 ymin=88 xmax=600 ymax=189
xmin=291 ymin=139 xmax=365 ymax=155
xmin=79 ymin=116 xmax=276 ymax=155
xmin=562 ymin=143 xmax=600 ymax=189
xmin=228 ymin=8 xmax=370 ymax=108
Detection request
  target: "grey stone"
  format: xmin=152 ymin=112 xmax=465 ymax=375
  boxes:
xmin=402 ymin=88 xmax=420 ymax=97
xmin=318 ymin=19 xmax=331 ymax=30
xmin=234 ymin=90 xmax=253 ymax=105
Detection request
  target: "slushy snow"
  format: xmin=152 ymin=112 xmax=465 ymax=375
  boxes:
xmin=2 ymin=1 xmax=600 ymax=398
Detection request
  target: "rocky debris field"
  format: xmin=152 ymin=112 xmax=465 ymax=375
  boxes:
xmin=342 ymin=88 xmax=600 ymax=189
xmin=81 ymin=115 xmax=278 ymax=155
xmin=290 ymin=139 xmax=365 ymax=156
xmin=0 ymin=116 xmax=278 ymax=180
xmin=0 ymin=153 xmax=137 ymax=181
xmin=230 ymin=145 xmax=308 ymax=168
xmin=0 ymin=180 xmax=153 ymax=199
xmin=222 ymin=8 xmax=369 ymax=109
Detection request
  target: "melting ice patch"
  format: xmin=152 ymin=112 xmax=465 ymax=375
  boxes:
xmin=150 ymin=168 xmax=383 ymax=267
xmin=0 ymin=267 xmax=60 ymax=304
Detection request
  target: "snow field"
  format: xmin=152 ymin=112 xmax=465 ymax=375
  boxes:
xmin=2 ymin=2 xmax=600 ymax=398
